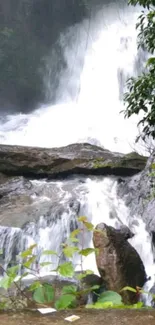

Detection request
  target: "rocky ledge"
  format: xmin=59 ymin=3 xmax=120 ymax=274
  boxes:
xmin=0 ymin=143 xmax=147 ymax=179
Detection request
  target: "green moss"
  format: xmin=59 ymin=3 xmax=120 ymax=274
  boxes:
xmin=93 ymin=158 xmax=106 ymax=169
xmin=124 ymin=152 xmax=147 ymax=160
xmin=92 ymin=153 xmax=147 ymax=170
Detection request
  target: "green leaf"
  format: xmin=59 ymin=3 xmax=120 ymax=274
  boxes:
xmin=41 ymin=250 xmax=58 ymax=256
xmin=55 ymin=294 xmax=76 ymax=310
xmin=97 ymin=291 xmax=123 ymax=305
xmin=28 ymin=244 xmax=37 ymax=250
xmin=7 ymin=265 xmax=19 ymax=276
xmin=40 ymin=262 xmax=53 ymax=267
xmin=69 ymin=229 xmax=80 ymax=243
xmin=33 ymin=283 xmax=54 ymax=304
xmin=76 ymin=270 xmax=94 ymax=280
xmin=20 ymin=244 xmax=37 ymax=258
xmin=86 ymin=300 xmax=144 ymax=309
xmin=23 ymin=256 xmax=36 ymax=268
xmin=86 ymin=301 xmax=114 ymax=309
xmin=78 ymin=216 xmax=88 ymax=222
xmin=20 ymin=249 xmax=33 ymax=258
xmin=29 ymin=281 xmax=42 ymax=292
xmin=121 ymin=286 xmax=137 ymax=293
xmin=146 ymin=57 xmax=155 ymax=66
xmin=0 ymin=276 xmax=13 ymax=290
xmin=70 ymin=229 xmax=81 ymax=238
xmin=79 ymin=248 xmax=96 ymax=257
xmin=57 ymin=262 xmax=74 ymax=278
xmin=132 ymin=302 xmax=144 ymax=308
xmin=79 ymin=285 xmax=100 ymax=296
xmin=90 ymin=285 xmax=100 ymax=291
xmin=83 ymin=222 xmax=94 ymax=231
xmin=63 ymin=246 xmax=79 ymax=258
xmin=62 ymin=285 xmax=77 ymax=295
xmin=78 ymin=217 xmax=94 ymax=230
xmin=70 ymin=237 xmax=79 ymax=243
xmin=0 ymin=249 xmax=3 ymax=255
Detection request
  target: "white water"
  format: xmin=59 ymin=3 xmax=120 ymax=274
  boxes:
xmin=0 ymin=2 xmax=154 ymax=304
xmin=0 ymin=4 xmax=148 ymax=154
xmin=0 ymin=177 xmax=154 ymax=283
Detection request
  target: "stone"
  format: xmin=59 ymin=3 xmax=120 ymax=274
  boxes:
xmin=0 ymin=0 xmax=87 ymax=112
xmin=76 ymin=273 xmax=106 ymax=305
xmin=0 ymin=143 xmax=147 ymax=179
xmin=149 ymin=284 xmax=155 ymax=307
xmin=93 ymin=223 xmax=147 ymax=304
xmin=115 ymin=225 xmax=134 ymax=240
xmin=117 ymin=150 xmax=155 ymax=249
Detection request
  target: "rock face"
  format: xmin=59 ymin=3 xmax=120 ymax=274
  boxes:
xmin=0 ymin=0 xmax=87 ymax=112
xmin=0 ymin=143 xmax=147 ymax=179
xmin=117 ymin=150 xmax=155 ymax=247
xmin=0 ymin=175 xmax=81 ymax=228
xmin=93 ymin=223 xmax=147 ymax=304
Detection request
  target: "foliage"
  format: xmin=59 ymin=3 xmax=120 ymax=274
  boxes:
xmin=123 ymin=0 xmax=155 ymax=141
xmin=33 ymin=283 xmax=54 ymax=304
xmin=0 ymin=217 xmax=155 ymax=311
xmin=0 ymin=217 xmax=98 ymax=310
xmin=87 ymin=287 xmax=155 ymax=309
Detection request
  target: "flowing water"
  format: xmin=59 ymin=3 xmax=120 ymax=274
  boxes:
xmin=0 ymin=0 xmax=154 ymax=304
xmin=0 ymin=2 xmax=147 ymax=154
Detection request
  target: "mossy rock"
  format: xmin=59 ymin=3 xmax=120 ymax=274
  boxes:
xmin=0 ymin=143 xmax=148 ymax=179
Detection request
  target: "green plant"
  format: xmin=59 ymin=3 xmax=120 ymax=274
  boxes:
xmin=123 ymin=0 xmax=155 ymax=141
xmin=0 ymin=217 xmax=99 ymax=310
xmin=86 ymin=286 xmax=155 ymax=309
xmin=0 ymin=217 xmax=154 ymax=311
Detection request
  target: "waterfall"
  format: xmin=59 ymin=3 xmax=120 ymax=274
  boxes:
xmin=0 ymin=2 xmax=148 ymax=154
xmin=0 ymin=177 xmax=154 ymax=279
xmin=0 ymin=0 xmax=154 ymax=305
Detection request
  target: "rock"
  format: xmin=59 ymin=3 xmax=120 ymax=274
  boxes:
xmin=117 ymin=150 xmax=155 ymax=248
xmin=76 ymin=273 xmax=106 ymax=305
xmin=0 ymin=143 xmax=147 ymax=179
xmin=0 ymin=176 xmax=35 ymax=227
xmin=149 ymin=284 xmax=155 ymax=307
xmin=0 ymin=175 xmax=81 ymax=228
xmin=0 ymin=0 xmax=87 ymax=112
xmin=0 ymin=176 xmax=32 ymax=199
xmin=93 ymin=223 xmax=147 ymax=304
xmin=115 ymin=225 xmax=134 ymax=240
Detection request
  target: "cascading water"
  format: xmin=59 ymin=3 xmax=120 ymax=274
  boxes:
xmin=0 ymin=2 xmax=148 ymax=154
xmin=0 ymin=177 xmax=154 ymax=279
xmin=0 ymin=0 xmax=154 ymax=305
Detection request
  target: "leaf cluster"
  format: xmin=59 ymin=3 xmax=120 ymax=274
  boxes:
xmin=123 ymin=0 xmax=155 ymax=140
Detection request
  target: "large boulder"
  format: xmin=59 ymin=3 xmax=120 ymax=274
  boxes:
xmin=93 ymin=223 xmax=147 ymax=304
xmin=0 ymin=143 xmax=147 ymax=179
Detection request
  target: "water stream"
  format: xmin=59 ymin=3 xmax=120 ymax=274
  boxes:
xmin=0 ymin=0 xmax=154 ymax=305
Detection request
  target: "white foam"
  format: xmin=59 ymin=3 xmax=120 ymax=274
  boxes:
xmin=0 ymin=5 xmax=148 ymax=154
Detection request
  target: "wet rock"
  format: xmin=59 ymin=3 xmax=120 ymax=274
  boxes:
xmin=115 ymin=225 xmax=134 ymax=240
xmin=0 ymin=176 xmax=32 ymax=199
xmin=0 ymin=143 xmax=147 ymax=179
xmin=0 ymin=0 xmax=87 ymax=112
xmin=79 ymin=274 xmax=106 ymax=304
xmin=0 ymin=174 xmax=82 ymax=228
xmin=93 ymin=223 xmax=147 ymax=304
xmin=117 ymin=150 xmax=155 ymax=252
xmin=149 ymin=284 xmax=155 ymax=307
